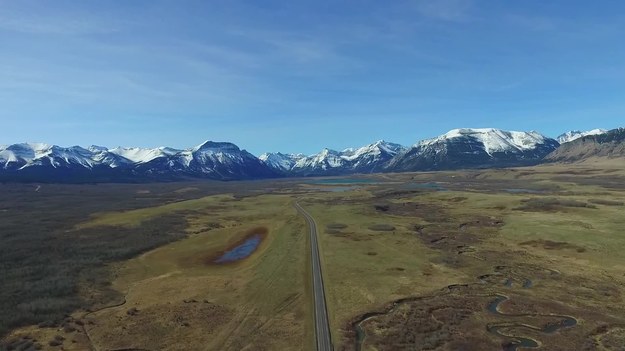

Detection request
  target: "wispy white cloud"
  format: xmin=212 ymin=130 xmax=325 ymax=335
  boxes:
xmin=0 ymin=7 xmax=122 ymax=35
xmin=413 ymin=0 xmax=474 ymax=22
xmin=182 ymin=42 xmax=262 ymax=70
xmin=225 ymin=27 xmax=363 ymax=74
xmin=505 ymin=14 xmax=559 ymax=32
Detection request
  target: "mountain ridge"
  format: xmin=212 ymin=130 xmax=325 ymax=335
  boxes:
xmin=546 ymin=128 xmax=625 ymax=162
xmin=1 ymin=127 xmax=617 ymax=182
xmin=387 ymin=128 xmax=560 ymax=172
xmin=556 ymin=129 xmax=607 ymax=144
xmin=0 ymin=141 xmax=278 ymax=182
xmin=265 ymin=140 xmax=406 ymax=176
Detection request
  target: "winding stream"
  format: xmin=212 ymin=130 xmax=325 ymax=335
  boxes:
xmin=353 ymin=270 xmax=577 ymax=351
xmin=487 ymin=294 xmax=577 ymax=350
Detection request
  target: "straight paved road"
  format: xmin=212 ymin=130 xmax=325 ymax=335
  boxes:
xmin=294 ymin=202 xmax=333 ymax=351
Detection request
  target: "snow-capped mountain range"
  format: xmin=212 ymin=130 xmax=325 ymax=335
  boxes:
xmin=548 ymin=128 xmax=625 ymax=162
xmin=258 ymin=152 xmax=306 ymax=172
xmin=0 ymin=128 xmax=611 ymax=182
xmin=386 ymin=128 xmax=561 ymax=172
xmin=0 ymin=141 xmax=276 ymax=182
xmin=418 ymin=129 xmax=553 ymax=155
xmin=260 ymin=140 xmax=405 ymax=176
xmin=556 ymin=129 xmax=608 ymax=144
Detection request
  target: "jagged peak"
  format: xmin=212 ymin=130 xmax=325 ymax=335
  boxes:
xmin=318 ymin=148 xmax=340 ymax=156
xmin=259 ymin=152 xmax=305 ymax=159
xmin=193 ymin=140 xmax=240 ymax=152
xmin=557 ymin=129 xmax=608 ymax=144
xmin=7 ymin=142 xmax=52 ymax=151
xmin=88 ymin=145 xmax=109 ymax=153
xmin=415 ymin=128 xmax=554 ymax=156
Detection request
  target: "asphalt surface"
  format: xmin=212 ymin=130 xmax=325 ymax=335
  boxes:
xmin=295 ymin=202 xmax=333 ymax=351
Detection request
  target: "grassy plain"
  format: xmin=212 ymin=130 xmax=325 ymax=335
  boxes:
xmin=305 ymin=165 xmax=625 ymax=350
xmin=0 ymin=181 xmax=313 ymax=351
xmin=84 ymin=194 xmax=313 ymax=351
xmin=3 ymin=160 xmax=625 ymax=350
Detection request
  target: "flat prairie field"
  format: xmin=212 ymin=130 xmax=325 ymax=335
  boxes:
xmin=2 ymin=162 xmax=625 ymax=350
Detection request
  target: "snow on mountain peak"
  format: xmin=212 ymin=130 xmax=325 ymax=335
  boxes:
xmin=0 ymin=143 xmax=100 ymax=169
xmin=418 ymin=128 xmax=551 ymax=155
xmin=0 ymin=143 xmax=53 ymax=165
xmin=110 ymin=147 xmax=162 ymax=163
xmin=193 ymin=141 xmax=240 ymax=152
xmin=261 ymin=140 xmax=406 ymax=174
xmin=5 ymin=143 xmax=38 ymax=159
xmin=319 ymin=148 xmax=338 ymax=156
xmin=259 ymin=152 xmax=306 ymax=171
xmin=0 ymin=140 xmax=278 ymax=180
xmin=88 ymin=145 xmax=109 ymax=153
xmin=557 ymin=129 xmax=607 ymax=144
xmin=342 ymin=140 xmax=405 ymax=161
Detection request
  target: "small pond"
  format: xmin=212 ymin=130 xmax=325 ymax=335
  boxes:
xmin=402 ymin=182 xmax=448 ymax=191
xmin=308 ymin=178 xmax=380 ymax=185
xmin=309 ymin=186 xmax=361 ymax=192
xmin=505 ymin=188 xmax=543 ymax=194
xmin=215 ymin=234 xmax=262 ymax=263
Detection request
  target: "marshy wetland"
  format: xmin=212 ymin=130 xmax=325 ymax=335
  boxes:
xmin=3 ymin=161 xmax=625 ymax=350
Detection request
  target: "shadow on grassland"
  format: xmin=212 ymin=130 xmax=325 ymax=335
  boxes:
xmin=0 ymin=214 xmax=188 ymax=338
xmin=0 ymin=182 xmax=231 ymax=339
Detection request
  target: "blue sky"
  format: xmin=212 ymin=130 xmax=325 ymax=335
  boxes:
xmin=1 ymin=0 xmax=624 ymax=155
